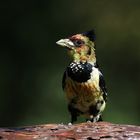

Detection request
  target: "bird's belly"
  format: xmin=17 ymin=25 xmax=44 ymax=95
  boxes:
xmin=65 ymin=79 xmax=101 ymax=112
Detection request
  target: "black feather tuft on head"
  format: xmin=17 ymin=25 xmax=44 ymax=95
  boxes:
xmin=82 ymin=30 xmax=95 ymax=41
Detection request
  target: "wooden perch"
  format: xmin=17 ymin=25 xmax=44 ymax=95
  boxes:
xmin=0 ymin=122 xmax=140 ymax=140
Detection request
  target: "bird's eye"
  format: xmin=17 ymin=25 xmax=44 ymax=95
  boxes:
xmin=74 ymin=40 xmax=84 ymax=46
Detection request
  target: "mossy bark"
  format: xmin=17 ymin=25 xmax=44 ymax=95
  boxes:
xmin=0 ymin=122 xmax=140 ymax=140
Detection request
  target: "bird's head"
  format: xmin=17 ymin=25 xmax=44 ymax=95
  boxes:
xmin=56 ymin=30 xmax=96 ymax=63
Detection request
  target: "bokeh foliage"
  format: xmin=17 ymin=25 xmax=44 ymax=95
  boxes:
xmin=0 ymin=0 xmax=140 ymax=126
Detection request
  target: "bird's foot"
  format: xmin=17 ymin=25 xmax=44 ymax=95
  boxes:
xmin=68 ymin=122 xmax=73 ymax=126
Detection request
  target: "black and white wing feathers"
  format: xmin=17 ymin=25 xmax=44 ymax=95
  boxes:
xmin=99 ymin=71 xmax=107 ymax=102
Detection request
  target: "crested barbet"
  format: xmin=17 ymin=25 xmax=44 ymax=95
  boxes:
xmin=56 ymin=30 xmax=107 ymax=123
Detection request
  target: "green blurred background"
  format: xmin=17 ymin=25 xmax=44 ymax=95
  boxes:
xmin=0 ymin=0 xmax=140 ymax=127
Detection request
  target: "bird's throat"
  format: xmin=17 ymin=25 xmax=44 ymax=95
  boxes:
xmin=73 ymin=52 xmax=96 ymax=64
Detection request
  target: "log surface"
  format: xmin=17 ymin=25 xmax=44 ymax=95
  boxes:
xmin=0 ymin=122 xmax=140 ymax=140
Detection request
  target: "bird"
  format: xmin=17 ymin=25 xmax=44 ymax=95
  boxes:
xmin=56 ymin=30 xmax=107 ymax=123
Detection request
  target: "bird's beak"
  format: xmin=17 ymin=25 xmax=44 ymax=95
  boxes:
xmin=56 ymin=39 xmax=74 ymax=49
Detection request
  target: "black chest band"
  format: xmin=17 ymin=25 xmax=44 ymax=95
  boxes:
xmin=67 ymin=62 xmax=93 ymax=83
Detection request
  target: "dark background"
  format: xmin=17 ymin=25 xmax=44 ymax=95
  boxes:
xmin=0 ymin=0 xmax=140 ymax=127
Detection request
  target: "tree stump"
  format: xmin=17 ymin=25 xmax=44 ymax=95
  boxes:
xmin=0 ymin=122 xmax=140 ymax=140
